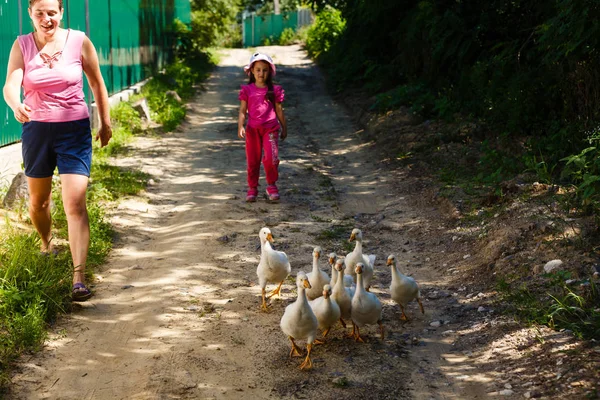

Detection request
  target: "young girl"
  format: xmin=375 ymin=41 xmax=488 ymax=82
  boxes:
xmin=238 ymin=53 xmax=287 ymax=202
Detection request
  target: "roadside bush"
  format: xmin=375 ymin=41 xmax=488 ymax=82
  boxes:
xmin=304 ymin=6 xmax=345 ymax=59
xmin=278 ymin=27 xmax=297 ymax=45
xmin=560 ymin=127 xmax=600 ymax=216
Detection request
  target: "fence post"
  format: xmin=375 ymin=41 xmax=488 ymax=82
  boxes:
xmin=251 ymin=13 xmax=255 ymax=47
xmin=18 ymin=1 xmax=22 ymax=34
xmin=242 ymin=14 xmax=246 ymax=47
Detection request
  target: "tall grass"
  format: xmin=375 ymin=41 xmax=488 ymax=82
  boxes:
xmin=496 ymin=272 xmax=600 ymax=340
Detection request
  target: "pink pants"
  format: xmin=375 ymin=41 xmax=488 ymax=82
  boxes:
xmin=245 ymin=124 xmax=280 ymax=188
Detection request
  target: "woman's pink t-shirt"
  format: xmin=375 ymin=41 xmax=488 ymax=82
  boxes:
xmin=239 ymin=83 xmax=284 ymax=129
xmin=18 ymin=29 xmax=89 ymax=122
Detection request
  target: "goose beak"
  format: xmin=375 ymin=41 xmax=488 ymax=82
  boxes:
xmin=304 ymin=279 xmax=311 ymax=289
xmin=349 ymin=233 xmax=356 ymax=242
xmin=266 ymin=233 xmax=274 ymax=243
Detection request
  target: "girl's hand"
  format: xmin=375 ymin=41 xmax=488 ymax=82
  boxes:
xmin=280 ymin=128 xmax=287 ymax=142
xmin=14 ymin=103 xmax=31 ymax=123
xmin=238 ymin=127 xmax=246 ymax=139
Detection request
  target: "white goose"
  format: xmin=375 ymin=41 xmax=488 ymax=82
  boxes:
xmin=351 ymin=263 xmax=383 ymax=342
xmin=306 ymin=246 xmax=330 ymax=301
xmin=280 ymin=271 xmax=318 ymax=370
xmin=331 ymin=258 xmax=355 ymax=329
xmin=309 ymin=284 xmax=341 ymax=341
xmin=256 ymin=227 xmax=291 ymax=311
xmin=329 ymin=252 xmax=353 ymax=288
xmin=344 ymin=228 xmax=376 ymax=290
xmin=387 ymin=254 xmax=424 ymax=320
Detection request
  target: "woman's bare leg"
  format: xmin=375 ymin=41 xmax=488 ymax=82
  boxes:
xmin=60 ymin=174 xmax=90 ymax=285
xmin=27 ymin=176 xmax=53 ymax=252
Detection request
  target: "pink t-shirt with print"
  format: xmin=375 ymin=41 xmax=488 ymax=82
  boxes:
xmin=238 ymin=83 xmax=284 ymax=129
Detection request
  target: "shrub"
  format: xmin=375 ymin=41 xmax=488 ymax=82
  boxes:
xmin=304 ymin=6 xmax=345 ymax=59
xmin=279 ymin=27 xmax=297 ymax=45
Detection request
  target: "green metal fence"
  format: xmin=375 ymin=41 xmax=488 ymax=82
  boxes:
xmin=242 ymin=8 xmax=313 ymax=47
xmin=0 ymin=0 xmax=191 ymax=148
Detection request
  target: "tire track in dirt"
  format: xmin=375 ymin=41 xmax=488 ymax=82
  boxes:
xmin=9 ymin=45 xmax=475 ymax=399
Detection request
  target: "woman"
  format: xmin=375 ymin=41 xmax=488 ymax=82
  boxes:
xmin=3 ymin=0 xmax=112 ymax=301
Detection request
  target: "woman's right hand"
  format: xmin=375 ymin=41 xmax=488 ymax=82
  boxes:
xmin=238 ymin=127 xmax=246 ymax=139
xmin=13 ymin=103 xmax=31 ymax=123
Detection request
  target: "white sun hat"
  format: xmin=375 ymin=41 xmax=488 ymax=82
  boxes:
xmin=243 ymin=52 xmax=277 ymax=76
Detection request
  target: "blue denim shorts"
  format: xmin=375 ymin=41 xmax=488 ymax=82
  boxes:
xmin=21 ymin=118 xmax=92 ymax=178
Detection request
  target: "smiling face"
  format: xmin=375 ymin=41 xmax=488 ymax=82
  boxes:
xmin=29 ymin=0 xmax=63 ymax=38
xmin=251 ymin=61 xmax=271 ymax=87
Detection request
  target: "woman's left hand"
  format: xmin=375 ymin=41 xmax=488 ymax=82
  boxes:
xmin=280 ymin=128 xmax=287 ymax=142
xmin=95 ymin=124 xmax=112 ymax=148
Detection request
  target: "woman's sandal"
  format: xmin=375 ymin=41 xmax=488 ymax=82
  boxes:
xmin=72 ymin=265 xmax=92 ymax=301
xmin=40 ymin=235 xmax=59 ymax=256
xmin=72 ymin=282 xmax=92 ymax=301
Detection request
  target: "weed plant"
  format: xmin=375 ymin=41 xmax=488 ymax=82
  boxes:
xmin=0 ymin=227 xmax=72 ymax=383
xmin=496 ymin=272 xmax=600 ymax=340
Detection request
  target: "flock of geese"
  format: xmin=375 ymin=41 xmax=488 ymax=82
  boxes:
xmin=256 ymin=227 xmax=425 ymax=370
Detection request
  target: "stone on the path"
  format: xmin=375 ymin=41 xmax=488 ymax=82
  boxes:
xmin=2 ymin=171 xmax=28 ymax=209
xmin=543 ymin=259 xmax=564 ymax=273
xmin=132 ymin=98 xmax=152 ymax=122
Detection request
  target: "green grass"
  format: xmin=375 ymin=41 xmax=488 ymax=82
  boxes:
xmin=496 ymin=272 xmax=600 ymax=340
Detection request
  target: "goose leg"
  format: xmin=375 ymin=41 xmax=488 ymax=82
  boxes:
xmin=339 ymin=317 xmax=347 ymax=328
xmin=345 ymin=321 xmax=357 ymax=339
xmin=314 ymin=327 xmax=331 ymax=345
xmin=378 ymin=320 xmax=385 ymax=340
xmin=399 ymin=305 xmax=409 ymax=321
xmin=354 ymin=325 xmax=365 ymax=343
xmin=288 ymin=337 xmax=302 ymax=358
xmin=418 ymin=298 xmax=425 ymax=314
xmin=261 ymin=288 xmax=270 ymax=311
xmin=267 ymin=280 xmax=284 ymax=298
xmin=299 ymin=343 xmax=313 ymax=370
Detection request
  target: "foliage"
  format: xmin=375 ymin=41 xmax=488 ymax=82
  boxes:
xmin=243 ymin=0 xmax=311 ymax=14
xmin=304 ymin=6 xmax=345 ymax=59
xmin=278 ymin=27 xmax=297 ymax=45
xmin=188 ymin=0 xmax=242 ymax=48
xmin=496 ymin=272 xmax=600 ymax=340
xmin=560 ymin=126 xmax=600 ymax=214
xmin=305 ymin=0 xmax=600 ymax=218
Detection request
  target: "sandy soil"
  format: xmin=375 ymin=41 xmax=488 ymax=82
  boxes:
xmin=7 ymin=45 xmax=599 ymax=400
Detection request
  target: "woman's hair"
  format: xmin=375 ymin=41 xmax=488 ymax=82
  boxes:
xmin=248 ymin=65 xmax=276 ymax=107
xmin=29 ymin=0 xmax=63 ymax=8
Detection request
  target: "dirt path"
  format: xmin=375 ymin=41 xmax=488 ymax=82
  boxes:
xmin=10 ymin=46 xmax=489 ymax=399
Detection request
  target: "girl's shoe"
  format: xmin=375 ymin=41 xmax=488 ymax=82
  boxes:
xmin=266 ymin=185 xmax=280 ymax=202
xmin=246 ymin=187 xmax=258 ymax=202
